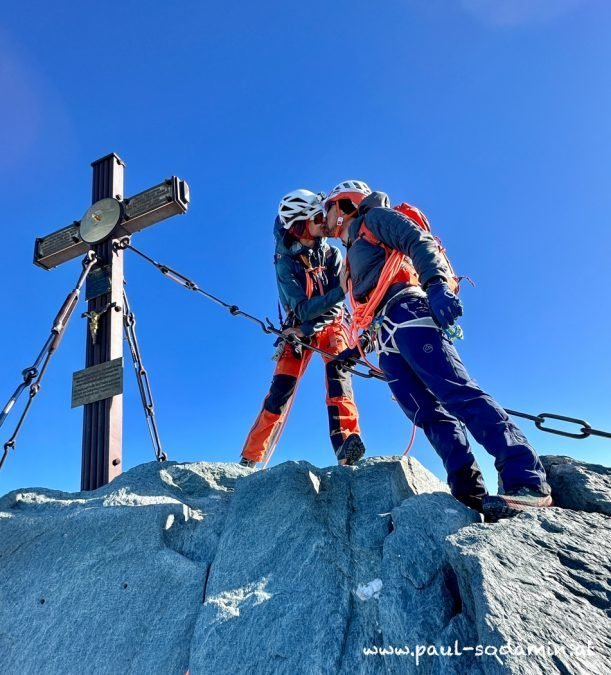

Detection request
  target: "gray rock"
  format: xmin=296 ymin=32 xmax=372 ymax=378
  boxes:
xmin=0 ymin=461 xmax=248 ymax=675
xmin=540 ymin=454 xmax=611 ymax=515
xmin=188 ymin=456 xmax=448 ymax=675
xmin=448 ymin=508 xmax=611 ymax=674
xmin=379 ymin=493 xmax=482 ymax=675
xmin=0 ymin=455 xmax=609 ymax=675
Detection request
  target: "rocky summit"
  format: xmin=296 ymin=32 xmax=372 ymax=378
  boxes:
xmin=0 ymin=455 xmax=609 ymax=675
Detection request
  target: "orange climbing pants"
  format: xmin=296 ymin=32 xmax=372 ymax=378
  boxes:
xmin=242 ymin=321 xmax=360 ymax=463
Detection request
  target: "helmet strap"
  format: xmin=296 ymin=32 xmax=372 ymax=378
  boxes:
xmin=335 ymin=215 xmax=344 ymax=237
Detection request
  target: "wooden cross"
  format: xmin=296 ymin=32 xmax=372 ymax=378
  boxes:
xmin=34 ymin=153 xmax=189 ymax=491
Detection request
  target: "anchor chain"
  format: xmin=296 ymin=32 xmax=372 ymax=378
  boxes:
xmin=504 ymin=409 xmax=611 ymax=441
xmin=114 ymin=237 xmax=385 ymax=381
xmin=123 ymin=288 xmax=167 ymax=462
xmin=114 ymin=238 xmax=611 ymax=444
xmin=0 ymin=251 xmax=98 ymax=470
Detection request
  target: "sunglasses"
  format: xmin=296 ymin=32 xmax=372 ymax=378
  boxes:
xmin=290 ymin=210 xmax=325 ymax=237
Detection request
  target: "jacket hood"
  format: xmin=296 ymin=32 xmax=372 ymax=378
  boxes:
xmin=358 ymin=191 xmax=390 ymax=215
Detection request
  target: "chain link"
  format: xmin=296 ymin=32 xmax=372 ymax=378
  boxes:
xmin=505 ymin=409 xmax=611 ymax=440
xmin=123 ymin=289 xmax=167 ymax=462
xmin=0 ymin=251 xmax=98 ymax=471
xmin=116 ymin=238 xmax=611 ymax=444
xmin=116 ymin=237 xmax=385 ymax=381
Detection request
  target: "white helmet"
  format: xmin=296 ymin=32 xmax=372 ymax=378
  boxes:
xmin=278 ymin=189 xmax=325 ymax=229
xmin=324 ymin=180 xmax=372 ymax=209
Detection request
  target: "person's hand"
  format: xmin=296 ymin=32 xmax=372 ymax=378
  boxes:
xmin=340 ymin=261 xmax=350 ymax=294
xmin=282 ymin=327 xmax=304 ymax=339
xmin=334 ymin=346 xmax=359 ymax=365
xmin=426 ymin=281 xmax=463 ymax=330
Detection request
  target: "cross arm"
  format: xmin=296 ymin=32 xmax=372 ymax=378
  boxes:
xmin=33 ymin=177 xmax=190 ymax=270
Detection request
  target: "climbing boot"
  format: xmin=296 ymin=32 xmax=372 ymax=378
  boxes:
xmin=239 ymin=456 xmax=257 ymax=469
xmin=483 ymin=487 xmax=553 ymax=522
xmin=336 ymin=434 xmax=366 ymax=466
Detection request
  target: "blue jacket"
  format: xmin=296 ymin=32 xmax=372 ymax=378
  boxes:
xmin=346 ymin=192 xmax=451 ymax=307
xmin=273 ymin=217 xmax=345 ymax=336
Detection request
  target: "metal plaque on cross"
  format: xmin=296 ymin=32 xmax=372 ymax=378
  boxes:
xmin=33 ymin=153 xmax=190 ymax=491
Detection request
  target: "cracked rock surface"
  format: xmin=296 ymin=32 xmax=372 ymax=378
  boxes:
xmin=0 ymin=455 xmax=609 ymax=674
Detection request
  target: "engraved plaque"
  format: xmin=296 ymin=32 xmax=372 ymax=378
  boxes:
xmin=38 ymin=223 xmax=81 ymax=256
xmin=34 ymin=223 xmax=89 ymax=269
xmin=125 ymin=183 xmax=172 ymax=220
xmin=122 ymin=178 xmax=189 ymax=234
xmin=34 ymin=177 xmax=189 ymax=270
xmin=71 ymin=358 xmax=123 ymax=408
xmin=86 ymin=266 xmax=112 ymax=301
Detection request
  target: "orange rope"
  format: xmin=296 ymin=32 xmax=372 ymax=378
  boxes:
xmin=402 ymin=423 xmax=417 ymax=456
xmin=346 ymin=251 xmax=408 ymax=375
xmin=347 ymin=251 xmax=406 ymax=343
xmin=345 ymin=253 xmax=420 ymax=454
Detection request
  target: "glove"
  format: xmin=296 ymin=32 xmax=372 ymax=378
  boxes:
xmin=334 ymin=346 xmax=360 ymax=368
xmin=426 ymin=280 xmax=463 ymax=330
xmin=332 ymin=331 xmax=374 ymax=369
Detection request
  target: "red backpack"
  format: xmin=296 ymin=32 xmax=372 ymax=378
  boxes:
xmin=357 ymin=202 xmax=460 ymax=295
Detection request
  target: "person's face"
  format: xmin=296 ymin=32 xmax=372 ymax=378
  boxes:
xmin=307 ymin=211 xmax=326 ymax=238
xmin=322 ymin=201 xmax=339 ymax=237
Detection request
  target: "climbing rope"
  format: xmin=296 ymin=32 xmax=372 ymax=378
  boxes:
xmin=114 ymin=237 xmax=611 ymax=445
xmin=114 ymin=237 xmax=384 ymax=381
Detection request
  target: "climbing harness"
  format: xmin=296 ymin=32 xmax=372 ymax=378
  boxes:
xmin=114 ymin=237 xmax=384 ymax=381
xmin=0 ymin=251 xmax=98 ymax=470
xmin=300 ymin=254 xmax=327 ymax=299
xmin=111 ymin=236 xmax=611 ymax=447
xmin=123 ymin=288 xmax=167 ymax=462
xmin=374 ymin=315 xmax=438 ymax=357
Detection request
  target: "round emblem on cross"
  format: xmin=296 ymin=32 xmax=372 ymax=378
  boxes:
xmin=79 ymin=198 xmax=123 ymax=244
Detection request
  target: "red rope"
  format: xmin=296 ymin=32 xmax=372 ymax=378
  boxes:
xmin=402 ymin=423 xmax=417 ymax=456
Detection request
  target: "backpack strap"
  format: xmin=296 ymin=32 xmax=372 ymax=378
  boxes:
xmin=357 ymin=218 xmax=392 ymax=259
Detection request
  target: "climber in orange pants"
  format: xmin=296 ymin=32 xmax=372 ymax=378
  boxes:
xmin=240 ymin=189 xmax=365 ymax=468
xmin=242 ymin=318 xmax=361 ymax=465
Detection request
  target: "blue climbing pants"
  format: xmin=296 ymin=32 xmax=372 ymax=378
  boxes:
xmin=377 ymin=293 xmax=550 ymax=501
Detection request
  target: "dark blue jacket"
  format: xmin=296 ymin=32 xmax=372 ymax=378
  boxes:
xmin=273 ymin=217 xmax=345 ymax=336
xmin=347 ymin=192 xmax=451 ymax=307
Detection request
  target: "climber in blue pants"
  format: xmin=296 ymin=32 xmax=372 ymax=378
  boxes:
xmin=321 ymin=180 xmax=552 ymax=521
xmin=379 ymin=292 xmax=548 ymax=509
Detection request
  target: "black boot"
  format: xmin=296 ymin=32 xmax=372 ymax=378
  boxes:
xmin=239 ymin=456 xmax=257 ymax=469
xmin=449 ymin=463 xmax=488 ymax=513
xmin=483 ymin=488 xmax=553 ymax=522
xmin=453 ymin=493 xmax=485 ymax=513
xmin=336 ymin=434 xmax=366 ymax=466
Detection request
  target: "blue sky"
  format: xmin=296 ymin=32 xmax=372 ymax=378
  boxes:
xmin=1 ymin=0 xmax=610 ymax=496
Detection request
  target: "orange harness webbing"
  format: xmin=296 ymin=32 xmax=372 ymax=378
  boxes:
xmin=300 ymin=255 xmax=326 ymax=299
